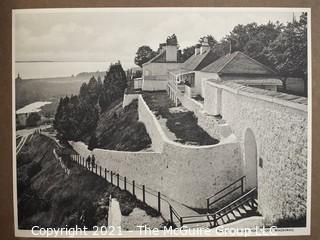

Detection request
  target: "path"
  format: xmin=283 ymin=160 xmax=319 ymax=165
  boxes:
xmin=16 ymin=125 xmax=53 ymax=155
xmin=71 ymin=154 xmax=207 ymax=228
xmin=16 ymin=134 xmax=29 ymax=154
xmin=53 ymin=149 xmax=70 ymax=175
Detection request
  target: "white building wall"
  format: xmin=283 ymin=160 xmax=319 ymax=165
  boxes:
xmin=193 ymin=71 xmax=219 ymax=97
xmin=133 ymin=78 xmax=142 ymax=89
xmin=142 ymin=62 xmax=181 ymax=91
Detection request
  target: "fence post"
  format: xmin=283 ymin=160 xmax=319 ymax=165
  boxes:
xmin=105 ymin=168 xmax=107 ymax=180
xmin=241 ymin=177 xmax=244 ymax=195
xmin=180 ymin=217 xmax=183 ymax=227
xmin=133 ymin=180 xmax=135 ymax=197
xmin=124 ymin=177 xmax=127 ymax=191
xmin=158 ymin=192 xmax=161 ymax=213
xmin=169 ymin=205 xmax=173 ymax=224
xmin=213 ymin=214 xmax=217 ymax=227
xmin=111 ymin=171 xmax=113 ymax=184
xmin=142 ymin=185 xmax=145 ymax=203
xmin=207 ymin=198 xmax=210 ymax=212
xmin=100 ymin=166 xmax=102 ymax=176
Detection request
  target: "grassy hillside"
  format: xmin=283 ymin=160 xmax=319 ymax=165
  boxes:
xmin=17 ymin=134 xmax=158 ymax=229
xmin=90 ymin=99 xmax=152 ymax=151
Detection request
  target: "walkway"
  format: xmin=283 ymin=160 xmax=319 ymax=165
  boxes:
xmin=16 ymin=125 xmax=52 ymax=155
xmin=16 ymin=134 xmax=30 ymax=154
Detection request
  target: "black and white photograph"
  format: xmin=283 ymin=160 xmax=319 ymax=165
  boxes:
xmin=12 ymin=8 xmax=311 ymax=237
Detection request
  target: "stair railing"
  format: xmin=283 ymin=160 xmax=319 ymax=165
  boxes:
xmin=210 ymin=187 xmax=257 ymax=227
xmin=207 ymin=176 xmax=245 ymax=212
xmin=169 ymin=187 xmax=257 ymax=228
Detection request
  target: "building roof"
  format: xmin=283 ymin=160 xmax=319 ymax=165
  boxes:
xmin=201 ymin=51 xmax=276 ymax=76
xmin=143 ymin=50 xmax=166 ymax=65
xmin=16 ymin=101 xmax=51 ymax=114
xmin=143 ymin=49 xmax=184 ymax=66
xmin=220 ymin=76 xmax=282 ymax=86
xmin=181 ymin=49 xmax=219 ymax=71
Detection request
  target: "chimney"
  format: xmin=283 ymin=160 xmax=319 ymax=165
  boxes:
xmin=165 ymin=35 xmax=178 ymax=62
xmin=200 ymin=37 xmax=210 ymax=54
xmin=194 ymin=44 xmax=201 ymax=55
xmin=158 ymin=43 xmax=166 ymax=53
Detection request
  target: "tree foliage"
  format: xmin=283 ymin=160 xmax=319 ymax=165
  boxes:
xmin=99 ymin=62 xmax=127 ymax=111
xmin=26 ymin=112 xmax=41 ymax=127
xmin=180 ymin=35 xmax=218 ymax=61
xmin=180 ymin=13 xmax=307 ymax=86
xmin=54 ymin=62 xmax=128 ymax=141
xmin=166 ymin=34 xmax=178 ymax=45
xmin=265 ymin=13 xmax=307 ymax=78
xmin=134 ymin=46 xmax=157 ymax=67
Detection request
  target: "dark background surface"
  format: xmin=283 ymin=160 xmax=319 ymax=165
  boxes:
xmin=0 ymin=0 xmax=319 ymax=239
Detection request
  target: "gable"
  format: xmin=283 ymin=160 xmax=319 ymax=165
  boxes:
xmin=220 ymin=52 xmax=275 ymax=75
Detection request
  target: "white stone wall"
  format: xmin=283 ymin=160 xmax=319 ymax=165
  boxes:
xmin=178 ymin=94 xmax=203 ymax=118
xmin=137 ymin=95 xmax=167 ymax=152
xmin=122 ymin=93 xmax=139 ymax=108
xmin=194 ymin=71 xmax=219 ymax=97
xmin=197 ymin=113 xmax=233 ymax=140
xmin=204 ymin=81 xmax=308 ymax=224
xmin=69 ymin=95 xmax=242 ymax=208
xmin=91 ymin=141 xmax=242 ymax=208
xmin=69 ymin=141 xmax=92 ymax=159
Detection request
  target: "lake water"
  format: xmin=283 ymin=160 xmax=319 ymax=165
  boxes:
xmin=15 ymin=61 xmax=134 ymax=79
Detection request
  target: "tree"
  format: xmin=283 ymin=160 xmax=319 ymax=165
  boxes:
xmin=166 ymin=34 xmax=178 ymax=45
xmin=200 ymin=35 xmax=218 ymax=48
xmin=99 ymin=62 xmax=128 ymax=111
xmin=265 ymin=13 xmax=307 ymax=95
xmin=181 ymin=46 xmax=196 ymax=61
xmin=134 ymin=46 xmax=157 ymax=67
xmin=26 ymin=112 xmax=41 ymax=127
xmin=181 ymin=35 xmax=218 ymax=62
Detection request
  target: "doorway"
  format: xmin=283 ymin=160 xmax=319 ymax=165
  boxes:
xmin=243 ymin=128 xmax=258 ymax=190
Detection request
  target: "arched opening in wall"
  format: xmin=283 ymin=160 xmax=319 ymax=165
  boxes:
xmin=243 ymin=128 xmax=258 ymax=191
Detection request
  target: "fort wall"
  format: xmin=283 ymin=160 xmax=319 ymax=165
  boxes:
xmin=204 ymin=80 xmax=308 ymax=223
xmin=69 ymin=94 xmax=242 ymax=208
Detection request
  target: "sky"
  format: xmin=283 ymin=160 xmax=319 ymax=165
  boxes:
xmin=14 ymin=8 xmax=303 ymax=66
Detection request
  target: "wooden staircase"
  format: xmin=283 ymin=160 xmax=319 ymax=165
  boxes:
xmin=206 ymin=188 xmax=258 ymax=227
xmin=169 ymin=176 xmax=259 ymax=228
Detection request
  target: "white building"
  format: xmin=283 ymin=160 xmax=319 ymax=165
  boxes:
xmin=137 ymin=35 xmax=183 ymax=91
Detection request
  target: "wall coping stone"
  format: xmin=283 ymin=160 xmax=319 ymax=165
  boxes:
xmin=206 ymin=79 xmax=307 ymax=112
